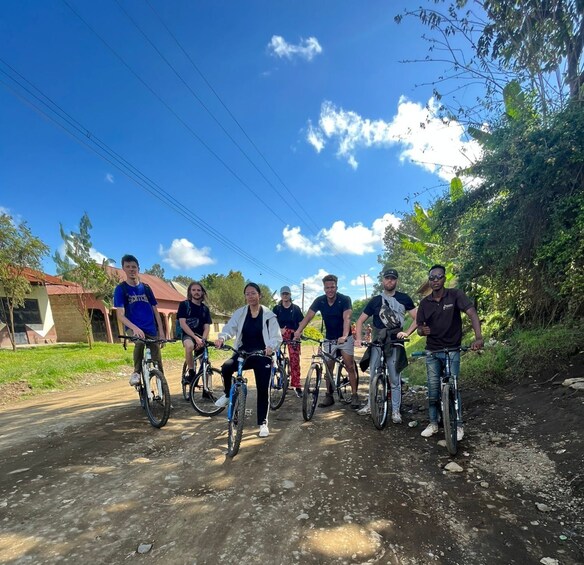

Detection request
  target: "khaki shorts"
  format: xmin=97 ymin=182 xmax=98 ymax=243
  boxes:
xmin=323 ymin=335 xmax=354 ymax=357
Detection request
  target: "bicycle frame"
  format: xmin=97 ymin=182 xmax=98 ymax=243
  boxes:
xmin=227 ymin=353 xmax=248 ymax=421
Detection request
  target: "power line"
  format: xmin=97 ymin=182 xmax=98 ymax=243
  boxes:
xmin=70 ymin=0 xmax=358 ymax=276
xmin=61 ymin=0 xmax=289 ymax=227
xmin=143 ymin=0 xmax=322 ymax=235
xmin=0 ymin=60 xmax=296 ymax=285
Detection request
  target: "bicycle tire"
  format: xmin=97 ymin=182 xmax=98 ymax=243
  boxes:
xmin=336 ymin=360 xmax=360 ymax=403
xmin=283 ymin=358 xmax=291 ymax=391
xmin=302 ymin=363 xmax=321 ymax=421
xmin=144 ymin=369 xmax=171 ymax=428
xmin=269 ymin=364 xmax=288 ymax=410
xmin=181 ymin=361 xmax=189 ymax=401
xmin=442 ymin=383 xmax=458 ymax=455
xmin=370 ymin=370 xmax=389 ymax=430
xmin=227 ymin=386 xmax=247 ymax=457
xmin=190 ymin=367 xmax=225 ymax=416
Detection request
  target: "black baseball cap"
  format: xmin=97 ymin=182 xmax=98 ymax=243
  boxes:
xmin=382 ymin=269 xmax=399 ymax=279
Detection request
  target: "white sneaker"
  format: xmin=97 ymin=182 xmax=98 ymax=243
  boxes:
xmin=129 ymin=372 xmax=141 ymax=386
xmin=214 ymin=394 xmax=229 ymax=408
xmin=259 ymin=423 xmax=269 ymax=438
xmin=457 ymin=426 xmax=464 ymax=441
xmin=392 ymin=411 xmax=402 ymax=424
xmin=421 ymin=423 xmax=439 ymax=437
xmin=357 ymin=405 xmax=371 ymax=415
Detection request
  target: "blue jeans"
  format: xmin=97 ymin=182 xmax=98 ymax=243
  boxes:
xmin=369 ymin=345 xmax=401 ymax=413
xmin=425 ymin=351 xmax=462 ymax=425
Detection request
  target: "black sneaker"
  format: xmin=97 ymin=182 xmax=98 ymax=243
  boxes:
xmin=318 ymin=394 xmax=335 ymax=407
xmin=295 ymin=387 xmax=303 ymax=398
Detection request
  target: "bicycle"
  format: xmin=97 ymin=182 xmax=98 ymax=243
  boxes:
xmin=361 ymin=338 xmax=408 ymax=430
xmin=412 ymin=346 xmax=469 ymax=455
xmin=118 ymin=335 xmax=173 ymax=428
xmin=180 ymin=339 xmax=226 ymax=417
xmin=269 ymin=339 xmax=300 ymax=410
xmin=301 ymin=337 xmax=360 ymax=421
xmin=219 ymin=345 xmax=269 ymax=457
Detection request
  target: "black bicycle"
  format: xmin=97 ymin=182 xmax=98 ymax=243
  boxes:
xmin=362 ymin=339 xmax=408 ymax=429
xmin=181 ymin=340 xmax=226 ymax=417
xmin=119 ymin=335 xmax=173 ymax=428
xmin=412 ymin=346 xmax=468 ymax=455
xmin=218 ymin=345 xmax=269 ymax=457
xmin=301 ymin=337 xmax=360 ymax=421
xmin=269 ymin=339 xmax=299 ymax=410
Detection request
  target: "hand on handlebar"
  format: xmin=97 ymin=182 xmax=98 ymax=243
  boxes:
xmin=214 ymin=338 xmax=225 ymax=349
xmin=470 ymin=338 xmax=484 ymax=351
xmin=133 ymin=328 xmax=146 ymax=340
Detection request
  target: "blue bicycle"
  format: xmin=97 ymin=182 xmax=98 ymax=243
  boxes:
xmin=220 ymin=345 xmax=268 ymax=457
xmin=269 ymin=339 xmax=299 ymax=410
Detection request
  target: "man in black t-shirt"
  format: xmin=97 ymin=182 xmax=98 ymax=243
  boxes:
xmin=416 ymin=264 xmax=483 ymax=441
xmin=355 ymin=268 xmax=417 ymax=422
xmin=294 ymin=274 xmax=359 ymax=408
xmin=178 ymin=281 xmax=212 ymax=383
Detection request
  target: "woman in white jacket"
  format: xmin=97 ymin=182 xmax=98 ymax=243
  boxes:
xmin=214 ymin=282 xmax=282 ymax=438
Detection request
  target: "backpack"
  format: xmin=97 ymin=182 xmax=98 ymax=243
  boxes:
xmin=175 ymin=300 xmax=191 ymax=339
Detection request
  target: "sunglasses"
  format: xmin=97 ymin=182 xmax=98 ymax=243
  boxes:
xmin=428 ymin=274 xmax=445 ymax=281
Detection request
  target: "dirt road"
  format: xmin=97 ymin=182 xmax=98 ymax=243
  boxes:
xmin=1 ymin=350 xmax=583 ymax=564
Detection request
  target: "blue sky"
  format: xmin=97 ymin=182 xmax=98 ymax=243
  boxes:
xmin=0 ymin=1 xmax=481 ymax=306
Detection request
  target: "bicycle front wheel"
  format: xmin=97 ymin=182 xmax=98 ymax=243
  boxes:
xmin=144 ymin=369 xmax=171 ymax=428
xmin=302 ymin=364 xmax=321 ymax=421
xmin=442 ymin=383 xmax=458 ymax=455
xmin=371 ymin=371 xmax=389 ymax=430
xmin=269 ymin=365 xmax=288 ymax=410
xmin=190 ymin=367 xmax=225 ymax=416
xmin=227 ymin=386 xmax=247 ymax=457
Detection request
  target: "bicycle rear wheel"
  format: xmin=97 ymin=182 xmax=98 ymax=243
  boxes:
xmin=442 ymin=382 xmax=458 ymax=455
xmin=190 ymin=367 xmax=225 ymax=416
xmin=227 ymin=386 xmax=247 ymax=457
xmin=269 ymin=365 xmax=288 ymax=410
xmin=302 ymin=364 xmax=321 ymax=421
xmin=336 ymin=360 xmax=360 ymax=403
xmin=144 ymin=369 xmax=171 ymax=428
xmin=370 ymin=370 xmax=389 ymax=430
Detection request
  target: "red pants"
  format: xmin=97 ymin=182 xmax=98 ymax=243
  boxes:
xmin=282 ymin=328 xmax=301 ymax=388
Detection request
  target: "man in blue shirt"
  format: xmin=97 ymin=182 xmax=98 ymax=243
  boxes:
xmin=113 ymin=254 xmax=165 ymax=385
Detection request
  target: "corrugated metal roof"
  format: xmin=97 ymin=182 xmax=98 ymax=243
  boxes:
xmin=16 ymin=267 xmax=76 ymax=286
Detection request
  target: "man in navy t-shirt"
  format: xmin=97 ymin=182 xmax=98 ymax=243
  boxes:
xmin=114 ymin=254 xmax=165 ymax=386
xmin=294 ymin=274 xmax=359 ymax=408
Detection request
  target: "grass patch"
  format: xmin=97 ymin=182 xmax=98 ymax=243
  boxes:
xmin=0 ymin=341 xmax=226 ymax=392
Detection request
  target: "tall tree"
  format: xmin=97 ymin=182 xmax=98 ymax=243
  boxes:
xmin=201 ymin=271 xmax=246 ymax=315
xmin=53 ymin=213 xmax=118 ymax=348
xmin=396 ymin=0 xmax=584 ymax=120
xmin=144 ymin=263 xmax=167 ymax=280
xmin=0 ymin=214 xmax=49 ymax=351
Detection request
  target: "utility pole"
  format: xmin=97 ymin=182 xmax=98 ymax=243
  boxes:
xmin=301 ymin=283 xmax=305 ymax=312
xmin=363 ymin=275 xmax=368 ymax=299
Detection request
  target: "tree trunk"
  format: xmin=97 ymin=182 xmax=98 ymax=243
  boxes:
xmin=8 ymin=302 xmax=16 ymax=352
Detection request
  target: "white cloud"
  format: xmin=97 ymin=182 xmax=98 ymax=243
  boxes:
xmin=105 ymin=173 xmax=114 ymax=184
xmin=159 ymin=238 xmax=215 ymax=270
xmin=350 ymin=274 xmax=374 ymax=287
xmin=268 ymin=35 xmax=323 ymax=61
xmin=278 ymin=213 xmax=400 ymax=257
xmin=306 ymin=97 xmax=482 ymax=180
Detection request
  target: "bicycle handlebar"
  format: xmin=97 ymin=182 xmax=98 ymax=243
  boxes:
xmin=117 ymin=335 xmax=176 ymax=350
xmin=411 ymin=345 xmax=470 ymax=358
xmin=361 ymin=339 xmax=409 ymax=348
xmin=217 ymin=344 xmax=270 ymax=357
